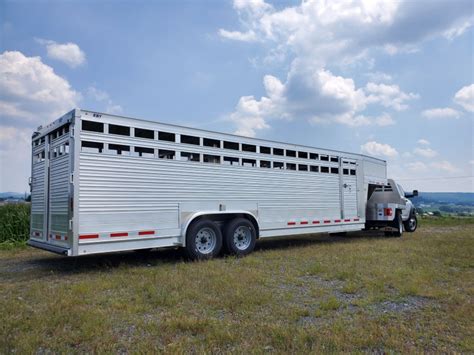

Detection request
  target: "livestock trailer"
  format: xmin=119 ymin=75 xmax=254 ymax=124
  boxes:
xmin=28 ymin=109 xmax=412 ymax=259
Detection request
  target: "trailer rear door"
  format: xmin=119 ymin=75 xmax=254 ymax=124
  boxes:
xmin=30 ymin=123 xmax=73 ymax=251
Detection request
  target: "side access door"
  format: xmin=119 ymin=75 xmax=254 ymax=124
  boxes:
xmin=340 ymin=158 xmax=359 ymax=219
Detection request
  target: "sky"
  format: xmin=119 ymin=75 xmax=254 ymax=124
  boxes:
xmin=0 ymin=0 xmax=473 ymax=193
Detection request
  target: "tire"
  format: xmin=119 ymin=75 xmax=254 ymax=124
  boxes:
xmin=185 ymin=219 xmax=222 ymax=260
xmin=403 ymin=211 xmax=417 ymax=233
xmin=392 ymin=210 xmax=403 ymax=237
xmin=223 ymin=218 xmax=257 ymax=256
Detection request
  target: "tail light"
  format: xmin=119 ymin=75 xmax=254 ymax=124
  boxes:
xmin=384 ymin=208 xmax=393 ymax=216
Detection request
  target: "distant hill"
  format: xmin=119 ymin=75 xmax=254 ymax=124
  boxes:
xmin=0 ymin=192 xmax=26 ymax=199
xmin=412 ymin=192 xmax=474 ymax=206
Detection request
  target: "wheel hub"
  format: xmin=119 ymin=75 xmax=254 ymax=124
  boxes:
xmin=233 ymin=226 xmax=252 ymax=250
xmin=195 ymin=227 xmax=217 ymax=254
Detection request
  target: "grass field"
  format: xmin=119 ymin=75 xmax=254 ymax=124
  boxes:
xmin=0 ymin=218 xmax=473 ymax=353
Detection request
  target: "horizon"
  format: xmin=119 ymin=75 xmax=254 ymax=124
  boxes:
xmin=1 ymin=0 xmax=473 ymax=193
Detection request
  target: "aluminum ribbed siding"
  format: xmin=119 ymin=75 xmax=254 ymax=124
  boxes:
xmin=48 ymin=133 xmax=71 ymax=241
xmin=31 ymin=143 xmax=46 ymax=234
xmin=78 ymin=152 xmax=346 ymax=234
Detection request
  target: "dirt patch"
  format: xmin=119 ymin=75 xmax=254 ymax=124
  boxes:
xmin=369 ymin=296 xmax=432 ymax=315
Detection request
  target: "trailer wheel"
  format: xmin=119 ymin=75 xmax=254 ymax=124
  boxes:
xmin=185 ymin=219 xmax=222 ymax=260
xmin=403 ymin=211 xmax=417 ymax=233
xmin=223 ymin=218 xmax=256 ymax=256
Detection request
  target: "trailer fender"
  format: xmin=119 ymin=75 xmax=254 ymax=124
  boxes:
xmin=181 ymin=210 xmax=259 ymax=246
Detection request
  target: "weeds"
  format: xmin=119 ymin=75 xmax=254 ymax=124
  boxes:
xmin=0 ymin=204 xmax=30 ymax=248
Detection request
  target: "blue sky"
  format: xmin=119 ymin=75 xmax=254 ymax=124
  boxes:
xmin=1 ymin=0 xmax=473 ymax=193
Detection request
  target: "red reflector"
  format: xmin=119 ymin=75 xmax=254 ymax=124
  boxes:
xmin=354 ymin=218 xmax=360 ymax=221
xmin=55 ymin=235 xmax=61 ymax=240
xmin=79 ymin=234 xmax=99 ymax=240
xmin=300 ymin=221 xmax=308 ymax=225
xmin=287 ymin=222 xmax=296 ymax=226
xmin=139 ymin=230 xmax=155 ymax=236
xmin=344 ymin=219 xmax=350 ymax=222
xmin=110 ymin=232 xmax=128 ymax=237
xmin=334 ymin=219 xmax=341 ymax=223
xmin=323 ymin=220 xmax=331 ymax=224
xmin=384 ymin=208 xmax=393 ymax=216
xmin=312 ymin=221 xmax=320 ymax=224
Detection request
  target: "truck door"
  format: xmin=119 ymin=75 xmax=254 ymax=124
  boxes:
xmin=340 ymin=159 xmax=358 ymax=219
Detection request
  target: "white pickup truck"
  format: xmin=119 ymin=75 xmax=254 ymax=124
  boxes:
xmin=365 ymin=179 xmax=418 ymax=237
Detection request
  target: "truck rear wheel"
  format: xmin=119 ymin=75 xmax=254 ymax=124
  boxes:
xmin=185 ymin=219 xmax=222 ymax=260
xmin=385 ymin=210 xmax=403 ymax=237
xmin=404 ymin=212 xmax=417 ymax=232
xmin=223 ymin=218 xmax=256 ymax=256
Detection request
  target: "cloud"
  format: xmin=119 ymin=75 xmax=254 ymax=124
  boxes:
xmin=228 ymin=60 xmax=412 ymax=136
xmin=430 ymin=161 xmax=460 ymax=173
xmin=365 ymin=71 xmax=392 ymax=83
xmin=421 ymin=107 xmax=462 ymax=119
xmin=365 ymin=83 xmax=418 ymax=111
xmin=36 ymin=38 xmax=86 ymax=68
xmin=374 ymin=113 xmax=395 ymax=126
xmin=443 ymin=19 xmax=473 ymax=40
xmin=417 ymin=139 xmax=430 ymax=145
xmin=0 ymin=51 xmax=81 ymax=127
xmin=0 ymin=50 xmax=81 ymax=191
xmin=454 ymin=84 xmax=474 ymax=112
xmin=87 ymin=86 xmax=123 ymax=114
xmin=218 ymin=0 xmax=459 ymax=136
xmin=0 ymin=125 xmax=31 ymax=192
xmin=414 ymin=147 xmax=438 ymax=158
xmin=219 ymin=29 xmax=257 ymax=42
xmin=407 ymin=161 xmax=428 ymax=172
xmin=361 ymin=141 xmax=398 ymax=158
xmin=219 ymin=0 xmax=473 ymax=66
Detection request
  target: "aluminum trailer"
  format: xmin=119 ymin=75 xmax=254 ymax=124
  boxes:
xmin=28 ymin=109 xmax=412 ymax=259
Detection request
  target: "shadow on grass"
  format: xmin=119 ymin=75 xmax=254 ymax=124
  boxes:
xmin=2 ymin=230 xmax=389 ymax=278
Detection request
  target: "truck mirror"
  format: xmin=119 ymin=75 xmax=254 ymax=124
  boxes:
xmin=405 ymin=190 xmax=418 ymax=198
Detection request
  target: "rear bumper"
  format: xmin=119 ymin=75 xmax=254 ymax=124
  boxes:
xmin=27 ymin=239 xmax=71 ymax=256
